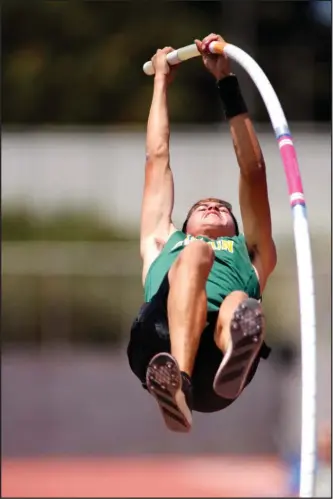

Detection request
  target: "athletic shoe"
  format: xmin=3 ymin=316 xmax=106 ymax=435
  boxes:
xmin=213 ymin=297 xmax=264 ymax=399
xmin=146 ymin=352 xmax=193 ymax=433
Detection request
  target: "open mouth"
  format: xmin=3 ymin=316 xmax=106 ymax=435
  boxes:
xmin=204 ymin=212 xmax=220 ymax=219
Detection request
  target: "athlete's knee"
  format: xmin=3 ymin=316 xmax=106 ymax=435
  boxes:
xmin=218 ymin=291 xmax=249 ymax=322
xmin=177 ymin=239 xmax=214 ymax=271
xmin=223 ymin=290 xmax=249 ymax=305
xmin=214 ymin=291 xmax=249 ymax=345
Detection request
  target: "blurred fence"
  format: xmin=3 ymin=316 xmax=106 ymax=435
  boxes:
xmin=2 ymin=242 xmax=141 ymax=344
xmin=1 ymin=239 xmax=331 ymax=346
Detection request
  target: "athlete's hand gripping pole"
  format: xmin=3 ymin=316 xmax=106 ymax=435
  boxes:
xmin=143 ymin=41 xmax=226 ymax=76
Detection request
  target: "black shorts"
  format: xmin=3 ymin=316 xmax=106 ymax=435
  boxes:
xmin=127 ymin=275 xmax=271 ymax=413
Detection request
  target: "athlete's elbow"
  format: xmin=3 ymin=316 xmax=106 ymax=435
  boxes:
xmin=239 ymin=161 xmax=266 ymax=180
xmin=145 ymin=150 xmax=170 ymax=175
xmin=146 ymin=144 xmax=169 ymax=162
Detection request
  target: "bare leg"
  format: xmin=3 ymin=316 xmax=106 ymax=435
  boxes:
xmin=168 ymin=240 xmax=213 ymax=376
xmin=214 ymin=291 xmax=249 ymax=353
xmin=145 ymin=240 xmax=213 ymax=433
xmin=213 ymin=291 xmax=264 ymax=399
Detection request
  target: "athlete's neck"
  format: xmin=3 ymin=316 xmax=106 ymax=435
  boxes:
xmin=188 ymin=228 xmax=234 ymax=240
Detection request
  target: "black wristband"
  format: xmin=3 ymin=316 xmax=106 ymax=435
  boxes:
xmin=217 ymin=75 xmax=248 ymax=119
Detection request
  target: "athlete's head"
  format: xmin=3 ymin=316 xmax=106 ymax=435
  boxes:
xmin=182 ymin=197 xmax=239 ymax=238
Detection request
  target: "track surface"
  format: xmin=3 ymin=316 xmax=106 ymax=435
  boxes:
xmin=2 ymin=456 xmax=287 ymax=497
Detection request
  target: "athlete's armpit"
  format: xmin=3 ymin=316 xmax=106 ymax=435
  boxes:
xmin=239 ymin=169 xmax=277 ymax=281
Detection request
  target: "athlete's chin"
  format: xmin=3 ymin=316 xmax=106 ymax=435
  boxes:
xmin=202 ymin=220 xmax=225 ymax=229
xmin=198 ymin=221 xmax=228 ymax=237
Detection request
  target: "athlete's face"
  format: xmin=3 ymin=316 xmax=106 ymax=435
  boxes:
xmin=185 ymin=201 xmax=236 ymax=238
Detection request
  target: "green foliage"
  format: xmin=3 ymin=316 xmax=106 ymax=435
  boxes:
xmin=2 ymin=206 xmax=138 ymax=241
xmin=3 ymin=1 xmax=330 ymax=124
xmin=2 ymin=274 xmax=131 ymax=346
xmin=2 ymin=0 xmax=224 ymax=124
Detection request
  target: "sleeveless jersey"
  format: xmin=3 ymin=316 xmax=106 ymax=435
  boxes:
xmin=144 ymin=231 xmax=260 ymax=312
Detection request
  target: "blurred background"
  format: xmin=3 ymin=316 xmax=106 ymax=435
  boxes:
xmin=2 ymin=0 xmax=331 ymax=497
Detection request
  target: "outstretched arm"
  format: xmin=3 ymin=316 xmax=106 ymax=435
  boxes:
xmin=195 ymin=34 xmax=277 ymax=289
xmin=140 ymin=48 xmax=177 ymax=279
xmin=229 ymin=111 xmax=277 ymax=284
